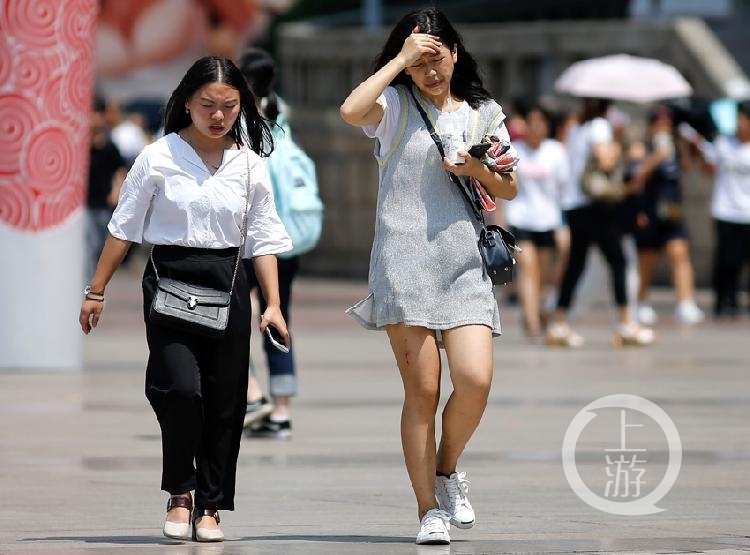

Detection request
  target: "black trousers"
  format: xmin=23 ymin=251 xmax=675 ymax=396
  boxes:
xmin=713 ymin=219 xmax=750 ymax=313
xmin=557 ymin=204 xmax=628 ymax=310
xmin=142 ymin=246 xmax=250 ymax=511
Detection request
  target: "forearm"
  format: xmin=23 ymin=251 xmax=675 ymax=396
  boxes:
xmin=474 ymin=166 xmax=518 ymax=201
xmin=628 ymin=156 xmax=659 ymax=195
xmin=251 ymin=254 xmax=281 ymax=308
xmin=89 ymin=234 xmax=132 ymax=293
xmin=340 ymin=56 xmax=405 ymax=126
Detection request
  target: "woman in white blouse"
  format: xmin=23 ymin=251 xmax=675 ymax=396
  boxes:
xmin=78 ymin=56 xmax=292 ymax=542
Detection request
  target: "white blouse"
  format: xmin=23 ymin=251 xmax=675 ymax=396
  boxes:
xmin=108 ymin=133 xmax=292 ymax=258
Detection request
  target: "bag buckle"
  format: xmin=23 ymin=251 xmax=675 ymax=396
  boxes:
xmin=187 ymin=296 xmax=198 ymax=310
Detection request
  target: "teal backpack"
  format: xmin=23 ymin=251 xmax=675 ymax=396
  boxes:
xmin=266 ymin=114 xmax=324 ymax=258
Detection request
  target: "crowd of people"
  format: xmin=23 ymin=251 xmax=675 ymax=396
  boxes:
xmin=501 ymin=96 xmax=750 ymax=347
xmin=78 ymin=6 xmax=750 ymax=547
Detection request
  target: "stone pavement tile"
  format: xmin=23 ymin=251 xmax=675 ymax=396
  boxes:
xmin=1 ymin=271 xmax=749 ymax=553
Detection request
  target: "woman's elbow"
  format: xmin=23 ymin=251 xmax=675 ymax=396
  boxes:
xmin=339 ymin=102 xmax=360 ymax=126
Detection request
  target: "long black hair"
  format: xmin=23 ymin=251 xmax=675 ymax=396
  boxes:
xmin=239 ymin=47 xmax=281 ymax=122
xmin=163 ymin=55 xmax=273 ymax=156
xmin=580 ymin=98 xmax=611 ymax=124
xmin=372 ymin=8 xmax=492 ymax=109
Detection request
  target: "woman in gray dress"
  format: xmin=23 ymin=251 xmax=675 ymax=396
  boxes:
xmin=340 ymin=8 xmax=517 ymax=545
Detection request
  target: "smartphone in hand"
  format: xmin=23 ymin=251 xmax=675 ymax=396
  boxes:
xmin=467 ymin=142 xmax=492 ymax=158
xmin=264 ymin=326 xmax=290 ymax=353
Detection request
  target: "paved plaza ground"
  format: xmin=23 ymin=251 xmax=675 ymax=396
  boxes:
xmin=1 ymin=267 xmax=749 ymax=554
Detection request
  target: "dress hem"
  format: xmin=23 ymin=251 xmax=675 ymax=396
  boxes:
xmin=345 ymin=294 xmax=501 ymax=337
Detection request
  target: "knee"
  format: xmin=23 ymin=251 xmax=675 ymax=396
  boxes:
xmin=403 ymin=367 xmax=440 ymax=411
xmin=453 ymin=367 xmax=493 ymax=398
xmin=147 ymin=381 xmax=200 ymax=409
xmin=403 ymin=374 xmax=440 ymax=410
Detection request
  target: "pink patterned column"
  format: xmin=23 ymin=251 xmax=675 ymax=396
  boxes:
xmin=0 ymin=0 xmax=97 ymax=368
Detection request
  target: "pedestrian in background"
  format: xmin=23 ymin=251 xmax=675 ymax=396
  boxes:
xmin=79 ymin=56 xmax=292 ymax=543
xmin=508 ymin=104 xmax=568 ymax=338
xmin=340 ymin=8 xmax=517 ymax=545
xmin=627 ymin=105 xmax=705 ymax=325
xmin=238 ymin=47 xmax=311 ymax=439
xmin=546 ymin=98 xmax=654 ymax=347
xmin=691 ymin=100 xmax=750 ymax=318
xmin=86 ymin=96 xmax=127 ymax=281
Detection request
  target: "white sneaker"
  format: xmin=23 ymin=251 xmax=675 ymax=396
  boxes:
xmin=636 ymin=304 xmax=658 ymax=325
xmin=675 ymin=300 xmax=705 ymax=324
xmin=435 ymin=471 xmax=475 ymax=529
xmin=416 ymin=508 xmax=451 ymax=545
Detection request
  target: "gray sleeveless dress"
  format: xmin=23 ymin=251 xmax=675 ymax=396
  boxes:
xmin=347 ymin=85 xmax=507 ymax=337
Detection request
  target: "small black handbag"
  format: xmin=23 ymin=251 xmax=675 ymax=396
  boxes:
xmin=478 ymin=224 xmax=518 ymax=286
xmin=148 ymin=150 xmax=251 ymax=337
xmin=409 ymin=88 xmax=520 ymax=285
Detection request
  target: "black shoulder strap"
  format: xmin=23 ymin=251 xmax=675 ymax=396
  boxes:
xmin=407 ymin=87 xmax=485 ymax=223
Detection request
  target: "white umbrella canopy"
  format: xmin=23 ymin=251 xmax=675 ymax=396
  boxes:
xmin=554 ymin=54 xmax=693 ymax=103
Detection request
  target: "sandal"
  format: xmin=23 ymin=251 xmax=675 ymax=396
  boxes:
xmin=613 ymin=322 xmax=654 ymax=347
xmin=163 ymin=493 xmax=192 ymax=540
xmin=546 ymin=322 xmax=584 ymax=348
xmin=193 ymin=508 xmax=224 ymax=542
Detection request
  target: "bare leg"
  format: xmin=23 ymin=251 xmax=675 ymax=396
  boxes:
xmin=436 ymin=325 xmax=493 ymax=476
xmin=246 ymin=375 xmax=263 ymax=402
xmin=386 ymin=324 xmax=442 ymax=519
xmin=553 ymin=227 xmax=571 ymax=291
xmin=638 ymin=249 xmax=658 ymax=303
xmin=517 ymin=242 xmax=541 ymax=336
xmin=270 ymin=395 xmax=291 ymax=420
xmin=666 ymin=239 xmax=695 ymax=302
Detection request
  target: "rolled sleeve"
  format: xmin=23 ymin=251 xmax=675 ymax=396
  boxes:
xmin=107 ymin=150 xmax=157 ymax=243
xmin=244 ymin=161 xmax=293 ymax=258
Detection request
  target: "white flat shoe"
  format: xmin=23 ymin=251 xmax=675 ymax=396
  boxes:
xmin=193 ymin=509 xmax=224 ymax=542
xmin=163 ymin=520 xmax=190 ymax=541
xmin=163 ymin=494 xmax=192 ymax=540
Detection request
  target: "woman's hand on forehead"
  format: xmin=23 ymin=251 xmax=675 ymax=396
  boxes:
xmin=397 ymin=26 xmax=442 ymax=67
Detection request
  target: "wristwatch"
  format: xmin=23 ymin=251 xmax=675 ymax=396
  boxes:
xmin=83 ymin=285 xmax=104 ymax=299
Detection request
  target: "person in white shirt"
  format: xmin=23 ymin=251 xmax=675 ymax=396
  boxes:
xmin=692 ymin=100 xmax=750 ymax=317
xmin=112 ymin=112 xmax=150 ymax=167
xmin=546 ymin=98 xmax=654 ymax=347
xmin=78 ymin=56 xmax=292 ymax=543
xmin=508 ymin=104 xmax=568 ymax=337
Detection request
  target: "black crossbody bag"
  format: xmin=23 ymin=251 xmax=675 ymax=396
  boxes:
xmin=148 ymin=150 xmax=251 ymax=337
xmin=409 ymin=89 xmax=520 ymax=286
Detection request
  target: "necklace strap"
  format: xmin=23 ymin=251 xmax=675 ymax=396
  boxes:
xmin=182 ymin=132 xmax=225 ymax=172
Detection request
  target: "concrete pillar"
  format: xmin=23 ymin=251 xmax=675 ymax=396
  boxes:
xmin=0 ymin=0 xmax=98 ymax=369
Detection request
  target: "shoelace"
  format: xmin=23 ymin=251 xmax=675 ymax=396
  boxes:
xmin=444 ymin=472 xmax=471 ymax=509
xmin=422 ymin=509 xmax=451 ymax=533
